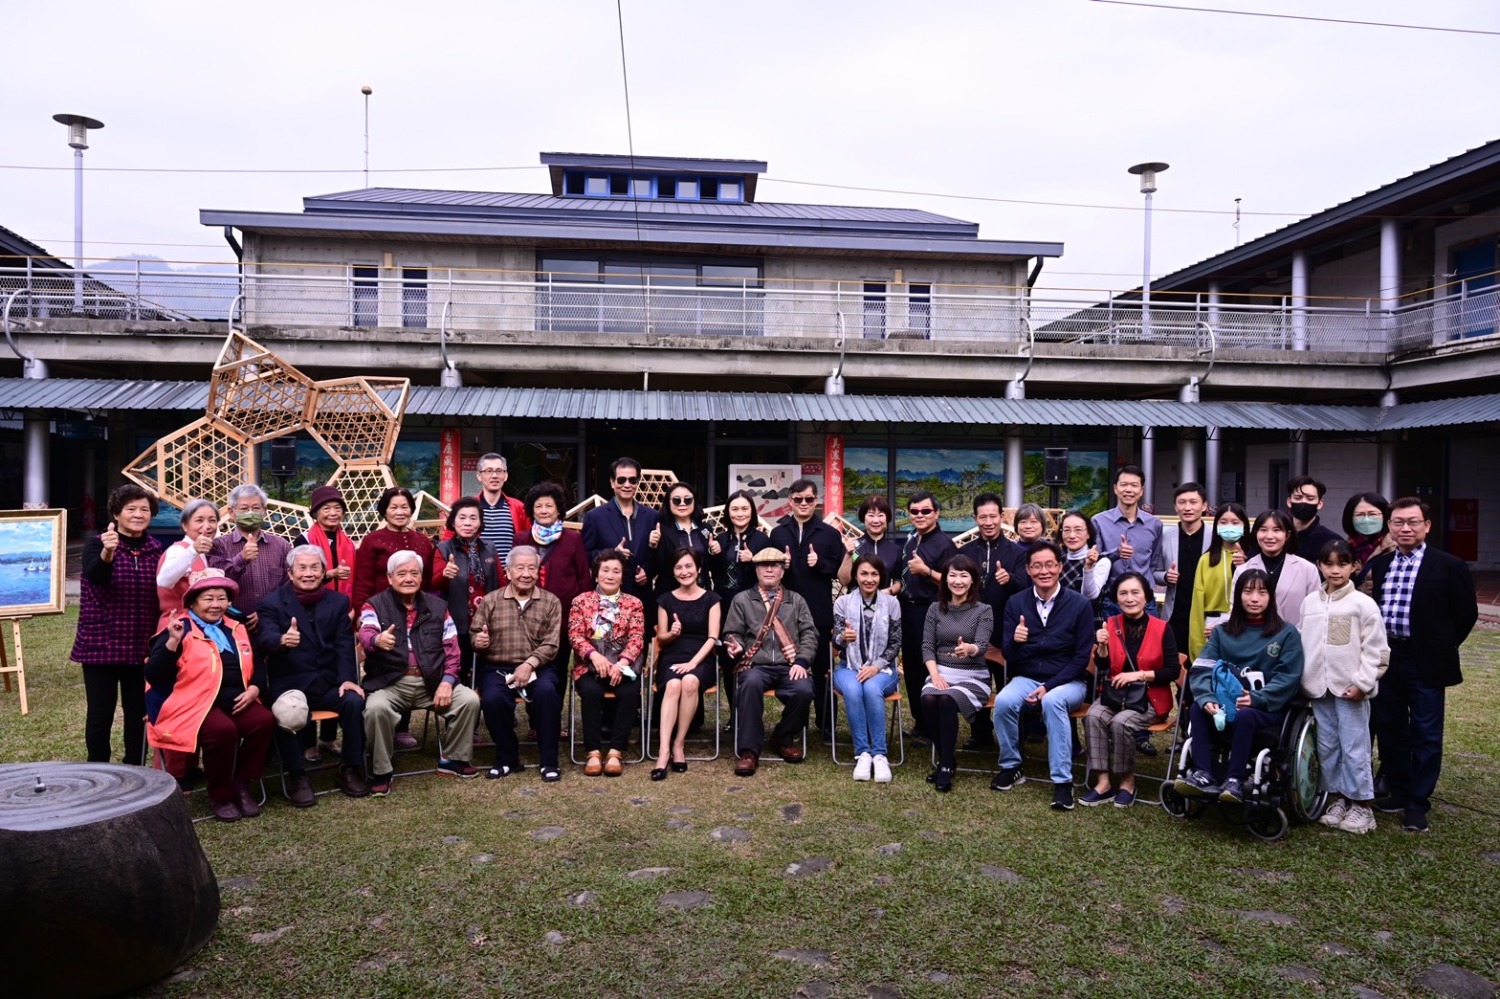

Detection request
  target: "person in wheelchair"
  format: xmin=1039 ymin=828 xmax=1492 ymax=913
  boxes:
xmin=1175 ymin=568 xmax=1304 ymax=804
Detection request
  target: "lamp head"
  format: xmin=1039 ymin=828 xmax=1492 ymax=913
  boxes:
xmin=53 ymin=113 xmax=104 ymax=151
xmin=1127 ymin=161 xmax=1169 ymax=195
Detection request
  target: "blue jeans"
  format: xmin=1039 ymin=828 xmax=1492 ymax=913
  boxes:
xmin=833 ymin=666 xmax=899 ymax=757
xmin=1310 ymin=694 xmax=1374 ymax=800
xmin=993 ymin=675 xmax=1087 ymax=784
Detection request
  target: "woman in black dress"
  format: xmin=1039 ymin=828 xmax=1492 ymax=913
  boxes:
xmin=709 ymin=489 xmax=771 ymax=730
xmin=651 ymin=548 xmax=721 ymax=779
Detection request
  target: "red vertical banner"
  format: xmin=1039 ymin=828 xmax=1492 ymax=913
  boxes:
xmin=825 ymin=434 xmax=845 ymax=518
xmin=439 ymin=429 xmax=462 ymax=505
xmin=1447 ymin=498 xmax=1478 ymax=561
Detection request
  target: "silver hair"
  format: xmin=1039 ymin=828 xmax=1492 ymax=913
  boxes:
xmin=387 ymin=549 xmax=424 ymax=575
xmin=227 ymin=483 xmax=269 ymax=508
xmin=287 ymin=544 xmax=326 ymax=569
xmin=506 ymin=544 xmax=539 ymax=570
xmin=179 ymin=497 xmax=219 ymax=528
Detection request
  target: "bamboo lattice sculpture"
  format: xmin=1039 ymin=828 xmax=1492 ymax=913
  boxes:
xmin=124 ymin=331 xmax=422 ymax=544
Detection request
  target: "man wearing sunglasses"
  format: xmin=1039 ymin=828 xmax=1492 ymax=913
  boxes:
xmin=897 ymin=490 xmax=957 ymax=746
xmin=768 ymin=478 xmax=846 ymax=742
xmin=472 ymin=453 xmax=531 ymax=583
xmin=581 ymin=456 xmax=661 ymax=628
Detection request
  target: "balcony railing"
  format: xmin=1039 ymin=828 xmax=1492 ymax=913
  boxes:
xmin=2 ymin=262 xmax=1497 ymax=359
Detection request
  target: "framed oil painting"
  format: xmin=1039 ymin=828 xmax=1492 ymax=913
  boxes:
xmin=0 ymin=509 xmax=67 ymax=616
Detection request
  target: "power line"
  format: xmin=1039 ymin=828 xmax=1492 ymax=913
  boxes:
xmin=0 ymin=163 xmax=544 ymax=175
xmin=616 ymin=0 xmax=644 ymax=250
xmin=1088 ymin=0 xmax=1500 ymax=37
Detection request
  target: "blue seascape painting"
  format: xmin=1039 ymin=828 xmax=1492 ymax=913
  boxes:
xmin=0 ymin=519 xmax=56 ymax=610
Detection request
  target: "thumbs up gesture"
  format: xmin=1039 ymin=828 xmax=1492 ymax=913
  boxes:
xmin=1118 ymin=537 xmax=1134 ymax=561
xmin=100 ymin=521 xmax=119 ymax=556
xmin=954 ymin=635 xmax=974 ymax=659
xmin=669 ymin=613 xmax=682 ymax=638
xmin=841 ymin=618 xmax=857 ymax=643
xmin=806 ymin=545 xmax=818 ymax=568
xmin=281 ymin=617 xmax=302 ymax=648
xmin=708 ymin=534 xmax=721 ymax=555
xmin=1166 ymin=561 xmax=1179 ymax=584
xmin=648 ymin=523 xmax=662 ymax=549
xmin=1014 ymin=617 xmax=1030 ymax=644
xmin=242 ymin=535 xmax=259 ymax=562
xmin=444 ymin=557 xmax=460 ymax=580
xmin=1085 ymin=545 xmax=1099 ymax=568
xmin=376 ymin=623 xmax=398 ymax=651
xmin=473 ymin=623 xmax=490 ymax=650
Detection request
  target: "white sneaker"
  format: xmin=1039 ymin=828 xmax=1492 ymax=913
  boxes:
xmin=1339 ymin=804 xmax=1377 ymax=835
xmin=1319 ymin=798 xmax=1349 ymax=827
xmin=871 ymin=754 xmax=892 ymax=783
xmin=853 ymin=752 xmax=873 ymax=781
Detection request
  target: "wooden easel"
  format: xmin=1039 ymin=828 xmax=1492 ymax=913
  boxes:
xmin=0 ymin=616 xmax=30 ymax=716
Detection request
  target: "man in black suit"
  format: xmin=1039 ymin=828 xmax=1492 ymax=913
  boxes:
xmin=1368 ymin=497 xmax=1477 ymax=833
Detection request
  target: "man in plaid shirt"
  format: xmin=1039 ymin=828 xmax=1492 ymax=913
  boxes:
xmin=1369 ymin=497 xmax=1477 ymax=834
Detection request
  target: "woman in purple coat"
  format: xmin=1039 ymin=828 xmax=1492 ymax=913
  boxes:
xmin=72 ymin=484 xmax=165 ymax=764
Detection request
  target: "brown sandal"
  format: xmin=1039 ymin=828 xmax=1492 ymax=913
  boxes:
xmin=604 ymin=749 xmax=624 ymax=777
xmin=584 ymin=750 xmax=603 ymax=777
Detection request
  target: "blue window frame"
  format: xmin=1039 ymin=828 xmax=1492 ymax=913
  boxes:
xmin=401 ymin=268 xmax=428 ymax=328
xmin=350 ymin=265 xmax=378 ymax=327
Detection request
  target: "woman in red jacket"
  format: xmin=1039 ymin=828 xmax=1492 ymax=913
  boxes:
xmin=145 ymin=570 xmax=274 ymax=823
xmin=1079 ymin=571 xmax=1179 ymax=808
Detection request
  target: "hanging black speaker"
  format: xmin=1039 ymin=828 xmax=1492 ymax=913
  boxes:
xmin=1043 ymin=447 xmax=1070 ymax=487
xmin=269 ymin=438 xmax=298 ymax=477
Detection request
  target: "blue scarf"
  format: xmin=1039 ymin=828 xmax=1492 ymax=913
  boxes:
xmin=188 ymin=610 xmax=236 ymax=655
xmin=532 ymin=521 xmax=564 ymax=546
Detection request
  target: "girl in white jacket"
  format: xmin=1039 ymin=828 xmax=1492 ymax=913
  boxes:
xmin=1299 ymin=539 xmax=1389 ymax=834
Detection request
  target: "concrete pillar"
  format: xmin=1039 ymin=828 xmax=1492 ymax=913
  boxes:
xmin=1207 ymin=282 xmax=1221 ymax=328
xmin=1140 ymin=427 xmax=1155 ymax=512
xmin=1376 ymin=391 xmax=1397 ymax=500
xmin=1204 ymin=426 xmax=1222 ymax=507
xmin=1290 ymin=432 xmax=1309 ymax=479
xmin=1004 ymin=379 xmax=1025 ymax=509
xmin=1177 ymin=379 xmax=1199 ymax=487
xmin=22 ymin=356 xmax=49 ymax=510
xmin=1291 ymin=250 xmax=1309 ymax=350
xmin=1380 ymin=219 xmax=1402 ymax=348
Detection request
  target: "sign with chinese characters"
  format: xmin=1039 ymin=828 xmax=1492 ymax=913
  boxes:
xmin=439 ymin=429 xmax=462 ymax=504
xmin=824 ymin=435 xmax=845 ymax=518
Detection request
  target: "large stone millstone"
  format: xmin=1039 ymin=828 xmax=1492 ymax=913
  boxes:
xmin=0 ymin=762 xmax=220 ymax=999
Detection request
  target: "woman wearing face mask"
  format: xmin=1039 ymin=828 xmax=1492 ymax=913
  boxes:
xmin=1187 ymin=503 xmax=1248 ymax=659
xmin=919 ymin=555 xmax=995 ymax=793
xmin=1055 ymin=511 xmax=1110 ymax=613
xmin=831 ymin=554 xmax=903 ymax=782
xmin=651 ymin=549 xmax=721 ymax=779
xmin=838 ymin=494 xmax=901 ymax=592
xmin=1175 ymin=568 xmax=1304 ymax=804
xmin=353 ymin=487 xmax=438 ymax=611
xmin=710 ymin=489 xmax=772 ymax=732
xmin=74 ymin=484 xmax=166 ymax=765
xmin=1342 ymin=492 xmax=1394 ymax=593
xmin=1080 ymin=571 xmax=1178 ymax=808
xmin=1234 ymin=509 xmax=1321 ymax=627
xmin=648 ymin=484 xmax=712 ymax=596
xmin=434 ymin=498 xmax=500 ymax=679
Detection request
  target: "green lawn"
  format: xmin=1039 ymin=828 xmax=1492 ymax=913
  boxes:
xmin=3 ymin=611 xmax=1498 ymax=998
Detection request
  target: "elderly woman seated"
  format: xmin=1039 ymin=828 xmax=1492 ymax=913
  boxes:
xmin=146 ymin=569 xmax=275 ymax=823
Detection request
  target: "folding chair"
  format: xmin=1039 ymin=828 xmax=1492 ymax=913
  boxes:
xmin=827 ymin=674 xmax=905 ymax=767
xmin=567 ymin=671 xmax=648 ymax=765
xmin=733 ymin=688 xmax=808 ymax=763
xmin=274 ymin=709 xmax=345 ymax=798
xmin=643 ymin=640 xmax=722 ymax=762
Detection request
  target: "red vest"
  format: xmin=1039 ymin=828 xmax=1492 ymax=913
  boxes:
xmin=146 ymin=620 xmax=256 ymax=753
xmin=1104 ymin=613 xmax=1174 ymax=718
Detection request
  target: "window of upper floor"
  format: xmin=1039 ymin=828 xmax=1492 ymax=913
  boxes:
xmin=561 ymin=170 xmax=745 ymax=203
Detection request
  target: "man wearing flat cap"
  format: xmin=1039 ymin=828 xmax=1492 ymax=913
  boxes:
xmin=722 ymin=546 xmax=818 ymax=776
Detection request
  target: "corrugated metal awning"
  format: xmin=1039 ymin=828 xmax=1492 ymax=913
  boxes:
xmin=2 ymin=378 xmax=1498 ymax=432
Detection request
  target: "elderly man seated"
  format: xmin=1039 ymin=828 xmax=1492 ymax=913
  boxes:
xmin=723 ymin=547 xmax=818 ymax=776
xmin=256 ymin=544 xmax=369 ymax=805
xmin=358 ymin=550 xmax=481 ymax=795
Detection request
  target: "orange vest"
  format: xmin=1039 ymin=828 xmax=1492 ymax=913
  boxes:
xmin=1104 ymin=613 xmax=1174 ymax=718
xmin=146 ymin=620 xmax=256 ymax=753
xmin=156 ymin=539 xmax=209 ymax=632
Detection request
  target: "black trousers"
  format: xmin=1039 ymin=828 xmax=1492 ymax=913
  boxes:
xmin=576 ymin=671 xmax=640 ymax=754
xmin=1373 ymin=658 xmax=1447 ymax=816
xmin=275 ymin=686 xmax=367 ymax=777
xmin=900 ymin=600 xmax=933 ymax=738
xmin=82 ymin=661 xmax=146 ymax=765
xmin=735 ymin=664 xmax=813 ymax=755
xmin=481 ymin=664 xmax=564 ymax=767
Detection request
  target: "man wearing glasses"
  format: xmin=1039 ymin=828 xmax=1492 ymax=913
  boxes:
xmin=1368 ymin=497 xmax=1477 ymax=833
xmin=582 ymin=456 xmax=661 ymax=625
xmin=473 ymin=453 xmax=531 ymax=580
xmin=897 ymin=490 xmax=957 ymax=746
xmin=768 ymin=479 xmax=846 ymax=742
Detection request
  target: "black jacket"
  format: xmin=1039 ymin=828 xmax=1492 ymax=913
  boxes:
xmin=255 ymin=582 xmax=358 ymax=701
xmin=1368 ymin=545 xmax=1477 ymax=687
xmin=768 ymin=515 xmax=845 ymax=627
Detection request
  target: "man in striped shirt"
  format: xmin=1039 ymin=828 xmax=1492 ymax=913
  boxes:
xmin=474 ymin=453 xmax=531 ymax=580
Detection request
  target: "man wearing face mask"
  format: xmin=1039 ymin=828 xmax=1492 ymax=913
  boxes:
xmin=211 ymin=483 xmax=293 ymax=633
xmin=1286 ymin=476 xmax=1342 ymax=563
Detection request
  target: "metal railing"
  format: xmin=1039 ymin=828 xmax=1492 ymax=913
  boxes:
xmin=2 ymin=262 xmax=1497 ymax=359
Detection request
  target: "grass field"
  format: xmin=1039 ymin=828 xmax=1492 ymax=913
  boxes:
xmin=2 ymin=610 xmax=1498 ymax=998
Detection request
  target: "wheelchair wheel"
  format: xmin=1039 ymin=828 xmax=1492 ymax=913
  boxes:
xmin=1284 ymin=709 xmax=1328 ymax=823
xmin=1160 ymin=783 xmax=1208 ymax=819
xmin=1245 ymin=805 xmax=1290 ymax=842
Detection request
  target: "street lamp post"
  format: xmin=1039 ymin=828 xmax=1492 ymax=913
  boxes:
xmin=1127 ymin=161 xmax=1168 ymax=341
xmin=52 ymin=113 xmax=104 ymax=312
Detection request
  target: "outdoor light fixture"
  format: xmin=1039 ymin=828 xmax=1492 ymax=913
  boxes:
xmin=1128 ymin=160 xmax=1168 ymax=195
xmin=1127 ymin=161 xmax=1169 ymax=341
xmin=52 ymin=113 xmax=105 ymax=312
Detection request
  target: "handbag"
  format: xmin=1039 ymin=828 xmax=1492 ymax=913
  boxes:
xmin=1100 ymin=620 xmax=1152 ymax=714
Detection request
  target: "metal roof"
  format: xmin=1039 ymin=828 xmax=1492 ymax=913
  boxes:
xmin=0 ymin=224 xmax=68 ymax=268
xmin=5 ymin=378 xmax=1499 ymax=431
xmin=539 ymin=152 xmax=767 ymax=174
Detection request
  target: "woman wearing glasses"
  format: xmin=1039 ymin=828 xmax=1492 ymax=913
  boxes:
xmin=710 ymin=489 xmax=773 ymax=732
xmin=647 ymin=483 xmax=713 ymax=595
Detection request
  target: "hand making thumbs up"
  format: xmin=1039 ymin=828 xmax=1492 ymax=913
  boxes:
xmin=473 ymin=623 xmax=491 ymax=650
xmin=954 ymin=635 xmax=973 ymax=658
xmin=444 ymin=557 xmax=460 ymax=580
xmin=281 ymin=617 xmax=302 ymax=649
xmin=1014 ymin=617 xmax=1030 ymax=644
xmin=1166 ymin=561 xmax=1179 ymax=584
xmin=841 ymin=619 xmax=857 ymax=643
xmin=376 ymin=623 xmax=398 ymax=651
xmin=100 ymin=521 xmax=119 ymax=558
xmin=648 ymin=523 xmax=662 ymax=549
xmin=669 ymin=613 xmax=682 ymax=638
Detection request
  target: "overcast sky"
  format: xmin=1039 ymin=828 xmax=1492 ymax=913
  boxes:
xmin=4 ymin=0 xmax=1497 ymax=296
